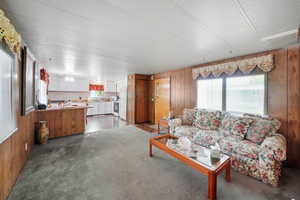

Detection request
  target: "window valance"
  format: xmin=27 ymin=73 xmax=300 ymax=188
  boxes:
xmin=0 ymin=9 xmax=21 ymax=55
xmin=192 ymin=54 xmax=274 ymax=79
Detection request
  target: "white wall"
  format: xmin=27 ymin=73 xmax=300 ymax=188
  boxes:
xmin=48 ymin=74 xmax=89 ymax=92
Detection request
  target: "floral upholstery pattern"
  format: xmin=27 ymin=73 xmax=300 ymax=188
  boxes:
xmin=218 ymin=136 xmax=240 ymax=155
xmin=244 ymin=114 xmax=281 ymax=144
xmin=234 ymin=140 xmax=260 ymax=160
xmin=220 ymin=115 xmax=253 ymax=140
xmin=259 ymin=134 xmax=286 ymax=162
xmin=182 ymin=108 xmax=196 ymax=125
xmin=172 ymin=108 xmax=287 ymax=187
xmin=193 ymin=109 xmax=222 ymax=130
xmin=230 ymin=153 xmax=262 ymax=180
xmin=173 ymin=126 xmax=199 ymax=140
xmin=193 ymin=130 xmax=221 ymax=147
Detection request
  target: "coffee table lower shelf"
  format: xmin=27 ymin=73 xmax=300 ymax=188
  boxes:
xmin=149 ymin=134 xmax=231 ymax=200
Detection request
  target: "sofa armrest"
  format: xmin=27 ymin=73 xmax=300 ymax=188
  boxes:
xmin=260 ymin=134 xmax=287 ymax=162
xmin=168 ymin=118 xmax=182 ymax=133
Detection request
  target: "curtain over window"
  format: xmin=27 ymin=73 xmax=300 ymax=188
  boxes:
xmin=192 ymin=54 xmax=274 ymax=79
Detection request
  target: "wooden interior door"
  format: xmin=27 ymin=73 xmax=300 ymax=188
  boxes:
xmin=154 ymin=78 xmax=170 ymax=124
xmin=148 ymin=79 xmax=155 ymax=124
xmin=135 ymin=79 xmax=148 ymax=123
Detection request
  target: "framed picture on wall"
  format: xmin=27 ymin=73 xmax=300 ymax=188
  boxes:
xmin=21 ymin=46 xmax=36 ymax=116
xmin=0 ymin=42 xmax=18 ymax=143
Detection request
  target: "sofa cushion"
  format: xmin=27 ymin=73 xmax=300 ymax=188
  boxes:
xmin=244 ymin=114 xmax=281 ymax=144
xmin=174 ymin=126 xmax=199 ymax=140
xmin=182 ymin=108 xmax=196 ymax=125
xmin=220 ymin=115 xmax=253 ymax=140
xmin=218 ymin=136 xmax=240 ymax=155
xmin=193 ymin=130 xmax=221 ymax=147
xmin=193 ymin=109 xmax=222 ymax=130
xmin=234 ymin=140 xmax=260 ymax=160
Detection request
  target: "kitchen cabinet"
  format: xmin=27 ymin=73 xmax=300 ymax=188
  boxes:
xmin=87 ymin=102 xmax=98 ymax=116
xmin=97 ymin=103 xmax=104 ymax=114
xmin=104 ymin=102 xmax=113 ymax=113
xmin=87 ymin=102 xmax=113 ymax=116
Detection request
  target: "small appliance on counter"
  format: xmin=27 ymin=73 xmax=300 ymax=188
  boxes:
xmin=37 ymin=104 xmax=47 ymax=110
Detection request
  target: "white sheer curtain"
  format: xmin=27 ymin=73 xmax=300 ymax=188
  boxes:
xmin=226 ymin=75 xmax=265 ymax=115
xmin=197 ymin=79 xmax=222 ymax=110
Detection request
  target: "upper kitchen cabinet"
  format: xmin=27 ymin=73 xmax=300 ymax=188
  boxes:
xmin=48 ymin=75 xmax=89 ymax=92
xmin=104 ymin=80 xmax=116 ymax=92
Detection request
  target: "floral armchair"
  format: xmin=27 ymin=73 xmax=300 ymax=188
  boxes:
xmin=168 ymin=108 xmax=287 ymax=187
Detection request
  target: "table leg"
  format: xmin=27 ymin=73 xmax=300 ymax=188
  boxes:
xmin=157 ymin=123 xmax=160 ymax=134
xmin=208 ymin=173 xmax=216 ymax=200
xmin=149 ymin=141 xmax=153 ymax=157
xmin=225 ymin=161 xmax=231 ymax=182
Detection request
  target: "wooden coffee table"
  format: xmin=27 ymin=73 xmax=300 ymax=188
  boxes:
xmin=149 ymin=134 xmax=231 ymax=200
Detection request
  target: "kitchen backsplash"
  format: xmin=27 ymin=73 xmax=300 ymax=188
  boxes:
xmin=48 ymin=91 xmax=118 ymax=101
xmin=48 ymin=91 xmax=89 ymax=101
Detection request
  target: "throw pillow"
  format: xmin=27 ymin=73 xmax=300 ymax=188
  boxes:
xmin=193 ymin=109 xmax=221 ymax=130
xmin=220 ymin=115 xmax=253 ymax=140
xmin=243 ymin=114 xmax=281 ymax=144
xmin=182 ymin=108 xmax=196 ymax=125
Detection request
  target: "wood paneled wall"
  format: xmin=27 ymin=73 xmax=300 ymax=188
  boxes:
xmin=153 ymin=45 xmax=300 ymax=168
xmin=153 ymin=67 xmax=196 ymax=117
xmin=286 ymin=45 xmax=300 ymax=168
xmin=127 ymin=74 xmax=136 ymax=124
xmin=0 ymin=60 xmax=36 ymax=200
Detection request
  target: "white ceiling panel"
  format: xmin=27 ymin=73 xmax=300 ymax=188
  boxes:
xmin=239 ymin=0 xmax=300 ymax=38
xmin=1 ymin=0 xmax=299 ymax=81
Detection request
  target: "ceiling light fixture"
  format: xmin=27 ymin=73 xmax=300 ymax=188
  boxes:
xmin=261 ymin=29 xmax=298 ymax=42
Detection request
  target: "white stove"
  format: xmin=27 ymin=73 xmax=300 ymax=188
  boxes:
xmin=113 ymin=101 xmax=119 ymax=116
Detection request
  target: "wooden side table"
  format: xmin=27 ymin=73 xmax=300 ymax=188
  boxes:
xmin=158 ymin=118 xmax=169 ymax=134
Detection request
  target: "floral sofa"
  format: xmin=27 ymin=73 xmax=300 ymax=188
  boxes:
xmin=169 ymin=108 xmax=287 ymax=187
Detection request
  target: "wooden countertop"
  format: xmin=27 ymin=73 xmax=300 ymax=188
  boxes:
xmin=35 ymin=106 xmax=92 ymax=112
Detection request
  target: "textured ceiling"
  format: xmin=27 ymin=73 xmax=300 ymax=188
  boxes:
xmin=2 ymin=0 xmax=300 ymax=81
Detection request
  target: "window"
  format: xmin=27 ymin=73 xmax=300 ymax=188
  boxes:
xmin=89 ymin=90 xmax=103 ymax=98
xmin=197 ymin=74 xmax=266 ymax=115
xmin=197 ymin=79 xmax=223 ymax=110
xmin=89 ymin=84 xmax=104 ymax=97
xmin=226 ymin=75 xmax=265 ymax=115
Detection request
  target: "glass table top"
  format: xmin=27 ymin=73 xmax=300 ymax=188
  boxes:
xmin=154 ymin=135 xmax=230 ymax=171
